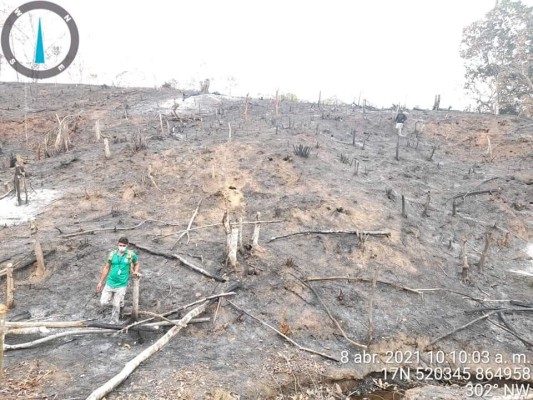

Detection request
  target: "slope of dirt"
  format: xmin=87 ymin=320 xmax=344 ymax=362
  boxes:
xmin=0 ymin=82 xmax=532 ymax=399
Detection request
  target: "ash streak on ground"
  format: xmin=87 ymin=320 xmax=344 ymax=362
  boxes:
xmin=0 ymin=189 xmax=60 ymax=226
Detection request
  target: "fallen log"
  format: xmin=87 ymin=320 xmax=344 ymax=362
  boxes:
xmin=119 ymin=291 xmax=237 ymax=333
xmin=306 ymin=276 xmax=498 ymax=302
xmin=464 ymin=307 xmax=533 ymax=314
xmin=9 ymin=311 xmax=31 ymax=322
xmin=7 ymin=318 xmax=209 ymax=335
xmin=86 ymin=321 xmax=159 ymax=332
xmin=135 ymin=311 xmax=210 ymax=329
xmin=129 ymin=242 xmax=225 ymax=282
xmin=85 ymin=302 xmax=207 ymax=400
xmin=414 ymin=288 xmax=506 ymax=302
xmin=6 ymin=317 xmax=157 ymax=332
xmin=0 ymin=252 xmax=24 ymax=265
xmin=510 ymin=300 xmax=533 ymax=308
xmin=269 ymin=229 xmax=391 ymax=243
xmin=6 ymin=327 xmax=50 ymax=335
xmin=0 ymin=250 xmax=56 ymax=278
xmin=144 ymin=317 xmax=210 ymax=327
xmin=452 ymin=188 xmax=501 ymax=201
xmin=0 ymin=189 xmax=14 ymax=200
xmin=497 ymin=312 xmax=533 ymax=348
xmin=431 ymin=307 xmax=533 ymax=349
xmin=4 ymin=329 xmax=116 ymax=351
xmin=427 ymin=311 xmax=500 ymax=347
xmin=6 ymin=320 xmax=89 ymax=329
xmin=154 ymin=219 xmax=283 ymax=239
xmin=61 ymin=221 xmax=147 ymax=238
xmin=306 ymin=276 xmax=421 ymax=295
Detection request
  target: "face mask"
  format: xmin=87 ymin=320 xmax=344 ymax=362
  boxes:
xmin=118 ymin=245 xmax=127 ymax=253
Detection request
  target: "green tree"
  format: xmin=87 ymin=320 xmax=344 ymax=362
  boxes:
xmin=460 ymin=0 xmax=532 ymax=115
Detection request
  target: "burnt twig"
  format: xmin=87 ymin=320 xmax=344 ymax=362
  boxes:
xmin=129 ymin=242 xmax=225 ymax=282
xmin=269 ymin=229 xmax=391 ymax=243
xmin=299 ymin=278 xmax=367 ymax=349
xmin=227 ymin=300 xmax=339 ymax=362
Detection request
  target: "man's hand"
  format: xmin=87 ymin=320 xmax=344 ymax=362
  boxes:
xmin=96 ymin=281 xmax=104 ymax=292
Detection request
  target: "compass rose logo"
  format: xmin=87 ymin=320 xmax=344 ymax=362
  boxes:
xmin=1 ymin=1 xmax=79 ymax=79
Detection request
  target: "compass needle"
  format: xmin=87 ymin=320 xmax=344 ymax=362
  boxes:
xmin=1 ymin=1 xmax=79 ymax=79
xmin=35 ymin=18 xmax=45 ymax=64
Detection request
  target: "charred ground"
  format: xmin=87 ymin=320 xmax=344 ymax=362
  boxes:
xmin=0 ymin=82 xmax=532 ymax=399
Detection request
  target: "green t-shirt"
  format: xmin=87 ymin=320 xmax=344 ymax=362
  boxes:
xmin=106 ymin=249 xmax=138 ymax=288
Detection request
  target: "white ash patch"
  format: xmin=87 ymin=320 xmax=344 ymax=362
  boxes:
xmin=0 ymin=189 xmax=60 ymax=226
xmin=159 ymin=94 xmax=240 ymax=116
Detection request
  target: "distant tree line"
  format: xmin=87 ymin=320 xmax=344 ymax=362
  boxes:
xmin=461 ymin=0 xmax=532 ymax=115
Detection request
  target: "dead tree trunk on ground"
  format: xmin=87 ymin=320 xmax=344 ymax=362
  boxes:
xmin=0 ymin=250 xmax=56 ymax=278
xmin=128 ymin=243 xmax=225 ymax=282
xmin=85 ymin=302 xmax=207 ymax=400
xmin=4 ymin=329 xmax=116 ymax=350
xmin=269 ymin=229 xmax=390 ymax=242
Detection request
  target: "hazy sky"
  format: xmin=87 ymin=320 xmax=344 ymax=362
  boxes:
xmin=1 ymin=0 xmax=532 ymax=109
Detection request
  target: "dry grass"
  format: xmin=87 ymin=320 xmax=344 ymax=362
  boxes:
xmin=1 ymin=360 xmax=66 ymax=400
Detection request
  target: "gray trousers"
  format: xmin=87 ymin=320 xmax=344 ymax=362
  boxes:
xmin=100 ymin=285 xmax=127 ymax=323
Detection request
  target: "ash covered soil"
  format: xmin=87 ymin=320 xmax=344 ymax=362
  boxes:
xmin=0 ymin=82 xmax=532 ymax=399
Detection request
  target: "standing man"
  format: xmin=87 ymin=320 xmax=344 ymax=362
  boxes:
xmin=97 ymin=237 xmax=139 ymax=323
xmin=395 ymin=110 xmax=407 ymax=136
